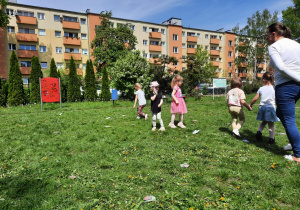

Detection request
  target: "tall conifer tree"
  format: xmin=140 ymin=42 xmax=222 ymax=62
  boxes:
xmin=49 ymin=58 xmax=58 ymax=78
xmin=84 ymin=59 xmax=97 ymax=101
xmin=30 ymin=56 xmax=43 ymax=103
xmin=67 ymin=56 xmax=81 ymax=102
xmin=101 ymin=65 xmax=110 ymax=101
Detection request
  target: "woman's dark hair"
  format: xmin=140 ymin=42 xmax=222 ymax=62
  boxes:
xmin=231 ymin=77 xmax=242 ymax=89
xmin=267 ymin=22 xmax=291 ymax=39
xmin=262 ymin=71 xmax=274 ymax=84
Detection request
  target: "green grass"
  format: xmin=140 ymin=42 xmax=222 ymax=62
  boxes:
xmin=0 ymin=95 xmax=299 ymax=209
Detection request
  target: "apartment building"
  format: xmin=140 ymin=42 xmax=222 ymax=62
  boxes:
xmin=0 ymin=2 xmax=267 ymax=82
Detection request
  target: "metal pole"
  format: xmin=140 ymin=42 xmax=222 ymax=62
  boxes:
xmin=39 ymin=77 xmax=43 ymax=110
xmin=59 ymin=78 xmax=62 ymax=108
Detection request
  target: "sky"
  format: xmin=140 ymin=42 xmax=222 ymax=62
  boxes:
xmin=15 ymin=0 xmax=294 ymax=31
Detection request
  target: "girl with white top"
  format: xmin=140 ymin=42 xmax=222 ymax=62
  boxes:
xmin=250 ymin=72 xmax=279 ymax=144
xmin=133 ymin=83 xmax=148 ymax=120
xmin=266 ymin=22 xmax=300 ymax=163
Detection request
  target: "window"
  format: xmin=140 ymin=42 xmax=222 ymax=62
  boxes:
xmin=173 ymin=34 xmax=178 ymax=41
xmin=6 ymin=9 xmax=14 ymax=16
xmin=219 ymin=36 xmax=223 ymax=40
xmin=229 ymin=40 xmax=233 ymax=46
xmin=182 ymin=43 xmax=186 ymax=48
xmin=18 ymin=28 xmax=35 ymax=34
xmin=187 ymin=32 xmax=196 ymax=36
xmin=65 ymin=48 xmax=80 ymax=53
xmin=219 ymin=58 xmax=222 ymax=62
xmin=17 ymin=10 xmax=34 ymax=17
xmin=21 ymin=61 xmax=31 ymax=67
xmin=149 ymin=54 xmax=154 ymax=58
xmin=109 ymin=22 xmax=114 ymax=28
xmin=143 ymin=53 xmax=148 ymax=58
xmin=173 ymin=62 xmax=178 ymax=66
xmin=39 ymin=46 xmax=47 ymax=52
xmin=55 ymin=31 xmax=61 ymax=37
xmin=20 ymin=45 xmax=36 ymax=50
xmin=80 ymin=18 xmax=86 ymax=24
xmin=205 ymin=45 xmax=208 ymax=50
xmin=143 ymin=26 xmax=147 ymax=32
xmin=211 ymin=35 xmax=217 ymax=39
xmin=41 ymin=62 xmax=47 ymax=69
xmin=211 ymin=46 xmax=217 ymax=50
xmin=197 ymin=33 xmax=200 ymax=38
xmin=161 ymin=41 xmax=166 ymax=47
xmin=57 ymin=63 xmax=63 ymax=69
xmin=182 ymin=31 xmax=185 ymax=36
xmin=188 ymin=45 xmax=195 ymax=48
xmin=228 ymin=62 xmax=233 ymax=67
xmin=82 ymin=49 xmax=88 ymax=55
xmin=228 ymin=51 xmax=233 ymax=57
xmin=38 ymin=29 xmax=46 ymax=36
xmin=143 ymin=40 xmax=148 ymax=45
xmin=23 ymin=78 xmax=29 ymax=85
xmin=82 ymin=64 xmax=86 ymax=70
xmin=8 ymin=44 xmax=16 ymax=50
xmin=173 ymin=47 xmax=178 ymax=53
xmin=161 ymin=29 xmax=165 ymax=34
xmin=219 ymin=68 xmax=222 ymax=73
xmin=205 ymin=34 xmax=209 ymax=39
xmin=37 ymin=13 xmax=45 ymax=20
xmin=63 ymin=16 xmax=78 ymax=22
xmin=56 ymin=47 xmax=62 ymax=54
xmin=7 ymin=26 xmax=15 ymax=33
xmin=81 ymin=34 xmax=87 ymax=39
xmin=130 ymin=25 xmax=135 ymax=31
xmin=64 ymin=32 xmax=78 ymax=38
xmin=228 ymin=73 xmax=232 ymax=78
xmin=54 ymin=15 xmax=60 ymax=21
xmin=219 ymin=47 xmax=222 ymax=52
xmin=150 ymin=41 xmax=159 ymax=45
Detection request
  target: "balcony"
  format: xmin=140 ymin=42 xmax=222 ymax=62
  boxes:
xmin=187 ymin=48 xmax=196 ymax=54
xmin=239 ymin=73 xmax=247 ymax=77
xmin=149 ymin=45 xmax=161 ymax=52
xmin=149 ymin=32 xmax=161 ymax=39
xmin=17 ymin=33 xmax=38 ymax=42
xmin=62 ymin=21 xmax=80 ymax=30
xmin=20 ymin=67 xmax=31 ymax=75
xmin=212 ymin=61 xmax=219 ymax=67
xmin=63 ymin=37 xmax=81 ymax=46
xmin=239 ymin=52 xmax=246 ymax=57
xmin=258 ymin=63 xmax=265 ymax=69
xmin=210 ymin=39 xmax=220 ymax=45
xmin=210 ymin=50 xmax=220 ymax=56
xmin=64 ymin=53 xmax=82 ymax=61
xmin=239 ymin=62 xmax=247 ymax=68
xmin=16 ymin=15 xmax=37 ymax=25
xmin=187 ymin=36 xmax=197 ymax=42
xmin=149 ymin=58 xmax=161 ymax=65
xmin=257 ymin=73 xmax=264 ymax=78
xmin=18 ymin=50 xmax=38 ymax=58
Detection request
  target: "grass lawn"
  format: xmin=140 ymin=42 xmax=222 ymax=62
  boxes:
xmin=0 ymin=95 xmax=299 ymax=209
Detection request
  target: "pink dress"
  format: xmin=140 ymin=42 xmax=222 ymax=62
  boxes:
xmin=171 ymin=86 xmax=187 ymax=114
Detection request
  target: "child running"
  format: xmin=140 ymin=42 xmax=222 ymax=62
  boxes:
xmin=169 ymin=75 xmax=187 ymax=128
xmin=227 ymin=77 xmax=252 ymax=137
xmin=133 ymin=83 xmax=148 ymax=120
xmin=150 ymin=81 xmax=165 ymax=131
xmin=250 ymin=72 xmax=279 ymax=144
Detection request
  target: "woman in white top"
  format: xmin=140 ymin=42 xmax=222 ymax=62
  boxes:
xmin=266 ymin=22 xmax=300 ymax=163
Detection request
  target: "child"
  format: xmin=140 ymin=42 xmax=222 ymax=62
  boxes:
xmin=133 ymin=83 xmax=148 ymax=120
xmin=150 ymin=81 xmax=165 ymax=131
xmin=227 ymin=77 xmax=252 ymax=137
xmin=250 ymin=72 xmax=279 ymax=144
xmin=169 ymin=75 xmax=187 ymax=128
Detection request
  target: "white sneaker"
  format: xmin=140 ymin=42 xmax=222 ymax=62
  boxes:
xmin=168 ymin=123 xmax=176 ymax=128
xmin=283 ymin=143 xmax=292 ymax=151
xmin=159 ymin=127 xmax=165 ymax=131
xmin=232 ymin=129 xmax=240 ymax=137
xmin=284 ymin=154 xmax=294 ymax=161
xmin=177 ymin=122 xmax=186 ymax=128
xmin=145 ymin=114 xmax=148 ymax=120
xmin=152 ymin=127 xmax=156 ymax=131
xmin=136 ymin=116 xmax=140 ymax=119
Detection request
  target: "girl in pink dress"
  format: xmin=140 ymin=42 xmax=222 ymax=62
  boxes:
xmin=169 ymin=75 xmax=187 ymax=128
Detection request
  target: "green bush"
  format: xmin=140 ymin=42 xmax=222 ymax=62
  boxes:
xmin=100 ymin=65 xmax=110 ymax=101
xmin=243 ymin=79 xmax=262 ymax=94
xmin=30 ymin=56 xmax=43 ymax=103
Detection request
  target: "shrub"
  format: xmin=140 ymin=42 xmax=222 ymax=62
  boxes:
xmin=101 ymin=65 xmax=111 ymax=101
xmin=30 ymin=56 xmax=43 ymax=103
xmin=243 ymin=79 xmax=262 ymax=94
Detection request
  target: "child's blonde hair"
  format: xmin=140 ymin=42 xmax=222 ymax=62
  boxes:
xmin=230 ymin=77 xmax=242 ymax=89
xmin=135 ymin=83 xmax=142 ymax=89
xmin=171 ymin=75 xmax=183 ymax=89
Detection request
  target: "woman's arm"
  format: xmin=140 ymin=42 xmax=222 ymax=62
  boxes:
xmin=171 ymin=88 xmax=179 ymax=104
xmin=250 ymin=93 xmax=260 ymax=107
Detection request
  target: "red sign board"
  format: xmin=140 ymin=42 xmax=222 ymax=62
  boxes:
xmin=41 ymin=78 xmax=60 ymax=102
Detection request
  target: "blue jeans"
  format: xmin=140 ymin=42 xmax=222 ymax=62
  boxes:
xmin=276 ymin=81 xmax=300 ymax=157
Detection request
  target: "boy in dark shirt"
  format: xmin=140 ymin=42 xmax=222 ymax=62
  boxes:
xmin=150 ymin=81 xmax=165 ymax=131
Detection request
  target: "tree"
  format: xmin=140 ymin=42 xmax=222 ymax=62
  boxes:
xmin=84 ymin=59 xmax=97 ymax=101
xmin=30 ymin=56 xmax=43 ymax=103
xmin=110 ymin=50 xmax=153 ymax=100
xmin=49 ymin=58 xmax=58 ymax=78
xmin=233 ymin=9 xmax=278 ymax=79
xmin=91 ymin=11 xmax=137 ymax=71
xmin=7 ymin=51 xmax=25 ymax=106
xmin=0 ymin=0 xmax=10 ymax=28
xmin=100 ymin=65 xmax=110 ymax=101
xmin=282 ymin=0 xmax=300 ymax=41
xmin=67 ymin=56 xmax=81 ymax=102
xmin=0 ymin=79 xmax=7 ymax=106
xmin=181 ymin=46 xmax=215 ymax=93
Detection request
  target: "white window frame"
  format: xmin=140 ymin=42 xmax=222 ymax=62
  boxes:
xmin=219 ymin=47 xmax=222 ymax=52
xmin=143 ymin=53 xmax=148 ymax=58
xmin=197 ymin=33 xmax=200 ymax=38
xmin=143 ymin=26 xmax=147 ymax=32
xmin=182 ymin=43 xmax=186 ymax=48
xmin=182 ymin=31 xmax=185 ymax=37
xmin=7 ymin=26 xmax=15 ymax=33
xmin=41 ymin=62 xmax=48 ymax=69
xmin=229 ymin=40 xmax=233 ymax=46
xmin=219 ymin=58 xmax=222 ymax=62
xmin=82 ymin=64 xmax=86 ymax=70
xmin=37 ymin=13 xmax=45 ymax=20
xmin=82 ymin=49 xmax=88 ymax=55
xmin=219 ymin=36 xmax=223 ymax=40
xmin=57 ymin=63 xmax=63 ymax=69
xmin=39 ymin=46 xmax=47 ymax=53
xmin=80 ymin=18 xmax=86 ymax=25
xmin=161 ymin=41 xmax=166 ymax=47
xmin=205 ymin=34 xmax=209 ymax=39
xmin=161 ymin=29 xmax=165 ymax=35
xmin=8 ymin=43 xmax=16 ymax=50
xmin=55 ymin=31 xmax=61 ymax=37
xmin=173 ymin=34 xmax=178 ymax=41
xmin=173 ymin=47 xmax=178 ymax=53
xmin=81 ymin=33 xmax=87 ymax=40
xmin=228 ymin=62 xmax=233 ymax=67
xmin=38 ymin=29 xmax=46 ymax=36
xmin=228 ymin=51 xmax=233 ymax=57
xmin=56 ymin=47 xmax=62 ymax=54
xmin=143 ymin=40 xmax=148 ymax=46
xmin=54 ymin=15 xmax=60 ymax=22
xmin=130 ymin=25 xmax=135 ymax=31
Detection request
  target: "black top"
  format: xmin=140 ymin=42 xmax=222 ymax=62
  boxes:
xmin=150 ymin=92 xmax=162 ymax=113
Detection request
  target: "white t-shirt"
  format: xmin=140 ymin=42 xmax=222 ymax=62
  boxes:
xmin=135 ymin=89 xmax=146 ymax=106
xmin=268 ymin=38 xmax=300 ymax=86
xmin=257 ymin=85 xmax=276 ymax=108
